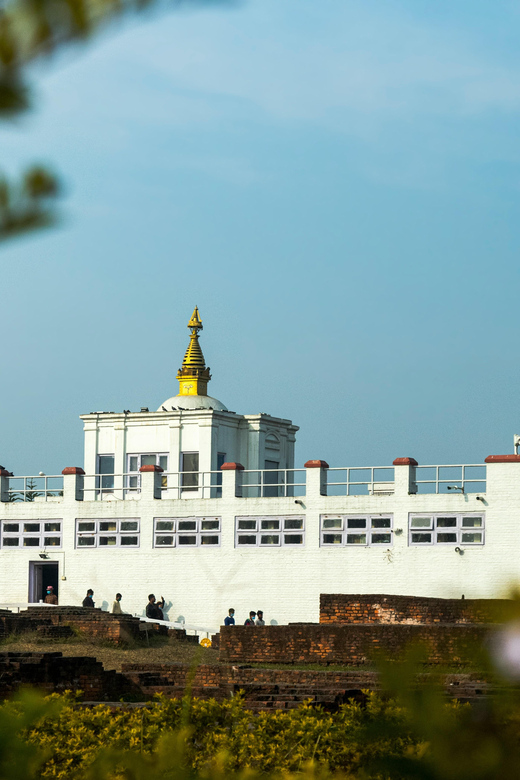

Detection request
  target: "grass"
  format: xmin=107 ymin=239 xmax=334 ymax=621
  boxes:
xmin=0 ymin=632 xmax=220 ymax=672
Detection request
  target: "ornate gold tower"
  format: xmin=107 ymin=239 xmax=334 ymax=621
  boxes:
xmin=176 ymin=307 xmax=211 ymax=396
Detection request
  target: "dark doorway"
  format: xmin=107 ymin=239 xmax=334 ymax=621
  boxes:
xmin=28 ymin=562 xmax=59 ymax=603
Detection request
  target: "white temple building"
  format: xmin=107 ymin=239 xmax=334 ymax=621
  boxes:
xmin=0 ymin=308 xmax=520 ymax=632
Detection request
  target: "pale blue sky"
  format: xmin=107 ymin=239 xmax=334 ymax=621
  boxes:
xmin=2 ymin=0 xmax=520 ymax=475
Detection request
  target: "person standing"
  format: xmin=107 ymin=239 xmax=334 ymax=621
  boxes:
xmin=255 ymin=610 xmax=265 ymax=626
xmin=244 ymin=611 xmax=256 ymax=626
xmin=82 ymin=589 xmax=94 ymax=608
xmin=224 ymin=608 xmax=235 ymax=626
xmin=146 ymin=594 xmax=160 ymax=619
xmin=111 ymin=593 xmax=123 ymax=614
xmin=44 ymin=586 xmax=58 ymax=605
xmin=156 ymin=596 xmax=165 ymax=620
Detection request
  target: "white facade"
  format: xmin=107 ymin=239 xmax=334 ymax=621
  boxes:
xmin=81 ymin=406 xmax=298 ymax=486
xmin=0 ymin=457 xmax=519 ymax=632
xmin=1 ymin=311 xmax=519 ymax=631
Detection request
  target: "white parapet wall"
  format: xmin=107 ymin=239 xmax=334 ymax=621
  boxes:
xmin=0 ymin=457 xmax=518 ymax=629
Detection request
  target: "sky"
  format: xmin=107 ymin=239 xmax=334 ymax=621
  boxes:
xmin=2 ymin=0 xmax=520 ymax=475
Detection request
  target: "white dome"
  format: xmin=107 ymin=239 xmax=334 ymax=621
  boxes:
xmin=158 ymin=395 xmax=228 ymax=412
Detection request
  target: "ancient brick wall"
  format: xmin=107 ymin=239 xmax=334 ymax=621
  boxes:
xmin=0 ymin=607 xmax=189 ymax=645
xmin=218 ymin=623 xmax=489 ymax=666
xmin=319 ymin=594 xmax=515 ymax=625
xmin=0 ymin=654 xmax=492 ymax=707
xmin=0 ymin=652 xmax=138 ymax=700
xmin=120 ymin=662 xmax=490 ymax=708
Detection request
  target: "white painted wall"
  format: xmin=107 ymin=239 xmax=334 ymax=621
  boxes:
xmin=0 ymin=462 xmax=517 ymax=632
xmin=82 ymin=410 xmax=298 ymax=476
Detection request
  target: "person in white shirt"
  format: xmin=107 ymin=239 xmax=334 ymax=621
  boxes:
xmin=255 ymin=610 xmax=265 ymax=626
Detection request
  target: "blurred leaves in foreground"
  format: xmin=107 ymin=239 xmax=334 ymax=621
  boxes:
xmin=0 ymin=165 xmax=59 ymax=238
xmin=0 ymin=0 xmax=232 ymax=242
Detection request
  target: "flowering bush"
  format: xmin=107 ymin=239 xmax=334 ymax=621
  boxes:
xmin=2 ymin=665 xmax=520 ymax=780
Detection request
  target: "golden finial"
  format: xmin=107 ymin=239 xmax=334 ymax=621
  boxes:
xmin=187 ymin=306 xmax=203 ymax=331
xmin=176 ymin=307 xmax=211 ymax=396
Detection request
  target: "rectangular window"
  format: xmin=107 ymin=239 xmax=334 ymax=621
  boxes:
xmin=153 ymin=517 xmax=221 ymax=548
xmin=408 ymin=514 xmax=485 ymax=546
xmin=1 ymin=520 xmax=62 ymax=549
xmin=97 ymin=455 xmax=114 ymax=495
xmin=320 ymin=515 xmax=393 ymax=546
xmin=126 ymin=454 xmax=169 ymax=491
xmin=235 ymin=516 xmax=305 ymax=547
xmin=75 ymin=519 xmax=140 ymax=548
xmin=181 ymin=452 xmax=199 ymax=491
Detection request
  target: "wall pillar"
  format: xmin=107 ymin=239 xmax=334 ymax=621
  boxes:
xmin=61 ymin=467 xmax=85 ymax=502
xmin=393 ymin=457 xmax=418 ymax=496
xmin=221 ymin=462 xmax=244 ymax=498
xmin=0 ymin=468 xmax=13 ymax=502
xmin=304 ymin=460 xmax=329 ymax=497
xmin=139 ymin=464 xmax=163 ymax=500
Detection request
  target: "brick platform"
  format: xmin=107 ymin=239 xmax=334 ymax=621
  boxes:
xmin=319 ymin=594 xmax=517 ymax=625
xmin=0 ymin=607 xmax=191 ymax=645
xmin=218 ymin=623 xmax=490 ymax=666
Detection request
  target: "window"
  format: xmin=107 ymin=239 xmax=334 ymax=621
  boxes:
xmin=153 ymin=517 xmax=221 ymax=547
xmin=127 ymin=454 xmax=168 ymax=490
xmin=235 ymin=516 xmax=304 ymax=547
xmin=97 ymin=455 xmax=114 ymax=495
xmin=408 ymin=514 xmax=485 ymax=546
xmin=76 ymin=519 xmax=140 ymax=548
xmin=320 ymin=515 xmax=393 ymax=546
xmin=1 ymin=520 xmax=62 ymax=548
xmin=181 ymin=452 xmax=199 ymax=491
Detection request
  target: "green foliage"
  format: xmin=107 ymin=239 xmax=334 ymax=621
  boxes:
xmin=20 ymin=690 xmax=414 ymax=778
xmin=2 ymin=660 xmax=520 ymax=780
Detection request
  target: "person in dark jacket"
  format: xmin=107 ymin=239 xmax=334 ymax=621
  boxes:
xmin=156 ymin=596 xmax=165 ymax=620
xmin=146 ymin=593 xmax=160 ymax=619
xmin=244 ymin=611 xmax=256 ymax=626
xmin=82 ymin=589 xmax=94 ymax=608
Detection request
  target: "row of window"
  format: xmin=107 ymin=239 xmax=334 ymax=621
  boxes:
xmin=0 ymin=515 xmax=486 ymax=549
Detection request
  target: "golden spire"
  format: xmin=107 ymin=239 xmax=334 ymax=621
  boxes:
xmin=176 ymin=307 xmax=211 ymax=396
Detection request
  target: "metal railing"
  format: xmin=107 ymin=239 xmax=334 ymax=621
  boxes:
xmin=413 ymin=465 xmax=486 ymax=494
xmin=135 ymin=614 xmax=216 ymax=639
xmin=81 ymin=474 xmax=141 ymax=500
xmin=240 ymin=469 xmax=306 ymax=498
xmin=6 ymin=476 xmax=64 ymax=502
xmin=160 ymin=471 xmax=224 ymax=499
xmin=0 ymin=602 xmax=58 ymax=612
xmin=326 ymin=467 xmax=395 ymax=496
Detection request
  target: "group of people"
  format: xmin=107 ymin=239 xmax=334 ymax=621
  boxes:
xmin=81 ymin=590 xmax=167 ymax=621
xmin=145 ymin=594 xmax=166 ymax=620
xmin=224 ymin=608 xmax=265 ymax=626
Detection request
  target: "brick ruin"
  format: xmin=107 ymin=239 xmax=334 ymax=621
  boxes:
xmin=0 ymin=606 xmax=198 ymax=645
xmin=0 ymin=654 xmax=492 ymax=709
xmin=0 ymin=595 xmax=512 ymax=709
xmin=319 ymin=593 xmax=517 ymax=625
xmin=217 ymin=593 xmax=511 ymax=667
